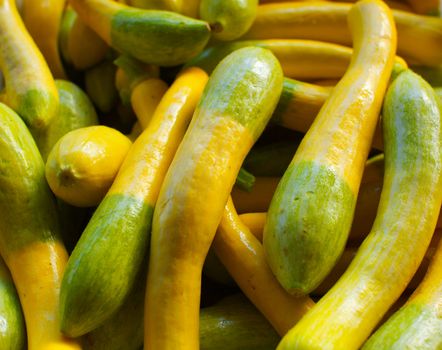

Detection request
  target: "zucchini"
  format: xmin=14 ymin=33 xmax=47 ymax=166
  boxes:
xmin=199 ymin=0 xmax=258 ymax=41
xmin=36 ymin=79 xmax=99 ymax=161
xmin=69 ymin=0 xmax=211 ymax=66
xmin=0 ymin=0 xmax=58 ymax=131
xmin=0 ymin=255 xmax=25 ymax=350
xmin=264 ymin=0 xmax=397 ymax=295
xmin=243 ymin=1 xmax=442 ymax=66
xmin=363 ymin=234 xmax=442 ymax=349
xmin=22 ymin=0 xmax=66 ymax=78
xmin=0 ymin=103 xmax=80 ymax=350
xmin=59 ymin=67 xmax=209 ymax=337
xmin=277 ymin=69 xmax=442 ymax=350
xmin=213 ymin=197 xmax=314 ymax=336
xmin=145 ymin=47 xmax=283 ymax=349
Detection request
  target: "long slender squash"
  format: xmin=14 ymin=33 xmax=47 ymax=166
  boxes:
xmin=0 ymin=103 xmax=80 ymax=350
xmin=68 ymin=0 xmax=211 ymax=66
xmin=0 ymin=255 xmax=25 ymax=350
xmin=405 ymin=0 xmax=441 ymax=16
xmin=363 ymin=231 xmax=442 ymax=349
xmin=259 ymin=0 xmax=414 ymax=11
xmin=242 ymin=1 xmax=442 ymax=66
xmin=213 ymin=197 xmax=314 ymax=335
xmin=0 ymin=0 xmax=58 ymax=131
xmin=59 ymin=67 xmax=209 ymax=337
xmin=264 ymin=0 xmax=396 ymax=295
xmin=277 ymin=69 xmax=442 ymax=350
xmin=145 ymin=47 xmax=283 ymax=349
xmin=22 ymin=0 xmax=66 ymax=78
xmin=199 ymin=0 xmax=258 ymax=41
xmin=186 ymin=39 xmax=407 ymax=80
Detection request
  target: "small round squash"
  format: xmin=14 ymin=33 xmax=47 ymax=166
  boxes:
xmin=45 ymin=125 xmax=132 ymax=207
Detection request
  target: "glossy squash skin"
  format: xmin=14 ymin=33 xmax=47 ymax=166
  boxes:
xmin=199 ymin=0 xmax=258 ymax=41
xmin=214 ymin=197 xmax=314 ymax=336
xmin=68 ymin=0 xmax=211 ymax=66
xmin=59 ymin=67 xmax=209 ymax=337
xmin=264 ymin=0 xmax=397 ymax=295
xmin=22 ymin=0 xmax=67 ymax=78
xmin=145 ymin=47 xmax=283 ymax=350
xmin=363 ymin=233 xmax=442 ymax=349
xmin=277 ymin=69 xmax=442 ymax=350
xmin=0 ymin=0 xmax=58 ymax=131
xmin=36 ymin=79 xmax=99 ymax=161
xmin=0 ymin=103 xmax=80 ymax=350
xmin=0 ymin=255 xmax=25 ymax=350
xmin=242 ymin=1 xmax=442 ymax=66
xmin=186 ymin=39 xmax=407 ymax=80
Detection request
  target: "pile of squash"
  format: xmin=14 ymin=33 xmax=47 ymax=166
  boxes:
xmin=0 ymin=0 xmax=441 ymax=349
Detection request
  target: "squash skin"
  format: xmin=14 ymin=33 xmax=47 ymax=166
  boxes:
xmin=0 ymin=256 xmax=25 ymax=350
xmin=145 ymin=47 xmax=283 ymax=350
xmin=0 ymin=0 xmax=58 ymax=131
xmin=362 ymin=235 xmax=442 ymax=349
xmin=199 ymin=0 xmax=258 ymax=41
xmin=277 ymin=69 xmax=442 ymax=350
xmin=59 ymin=67 xmax=208 ymax=337
xmin=22 ymin=0 xmax=66 ymax=78
xmin=0 ymin=103 xmax=80 ymax=350
xmin=242 ymin=1 xmax=442 ymax=66
xmin=69 ymin=0 xmax=211 ymax=66
xmin=263 ymin=0 xmax=397 ymax=295
xmin=214 ymin=197 xmax=314 ymax=336
xmin=186 ymin=39 xmax=407 ymax=80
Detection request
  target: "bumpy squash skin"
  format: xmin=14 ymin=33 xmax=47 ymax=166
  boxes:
xmin=0 ymin=103 xmax=80 ymax=350
xmin=277 ymin=69 xmax=442 ymax=350
xmin=22 ymin=0 xmax=66 ymax=79
xmin=0 ymin=0 xmax=58 ymax=131
xmin=199 ymin=0 xmax=258 ymax=41
xmin=264 ymin=0 xmax=397 ymax=295
xmin=59 ymin=67 xmax=209 ymax=337
xmin=242 ymin=2 xmax=442 ymax=66
xmin=361 ymin=83 xmax=442 ymax=350
xmin=69 ymin=0 xmax=211 ymax=66
xmin=0 ymin=256 xmax=25 ymax=350
xmin=145 ymin=47 xmax=283 ymax=350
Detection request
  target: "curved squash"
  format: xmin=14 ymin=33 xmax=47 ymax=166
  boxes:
xmin=145 ymin=47 xmax=283 ymax=349
xmin=0 ymin=103 xmax=80 ymax=350
xmin=277 ymin=69 xmax=442 ymax=350
xmin=264 ymin=0 xmax=397 ymax=295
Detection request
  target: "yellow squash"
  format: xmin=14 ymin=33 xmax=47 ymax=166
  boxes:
xmin=264 ymin=0 xmax=397 ymax=294
xmin=214 ymin=197 xmax=314 ymax=335
xmin=45 ymin=125 xmax=132 ymax=207
xmin=243 ymin=1 xmax=442 ymax=66
xmin=0 ymin=103 xmax=80 ymax=350
xmin=145 ymin=47 xmax=283 ymax=349
xmin=59 ymin=67 xmax=208 ymax=337
xmin=0 ymin=0 xmax=58 ymax=131
xmin=22 ymin=0 xmax=66 ymax=78
xmin=277 ymin=68 xmax=442 ymax=350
